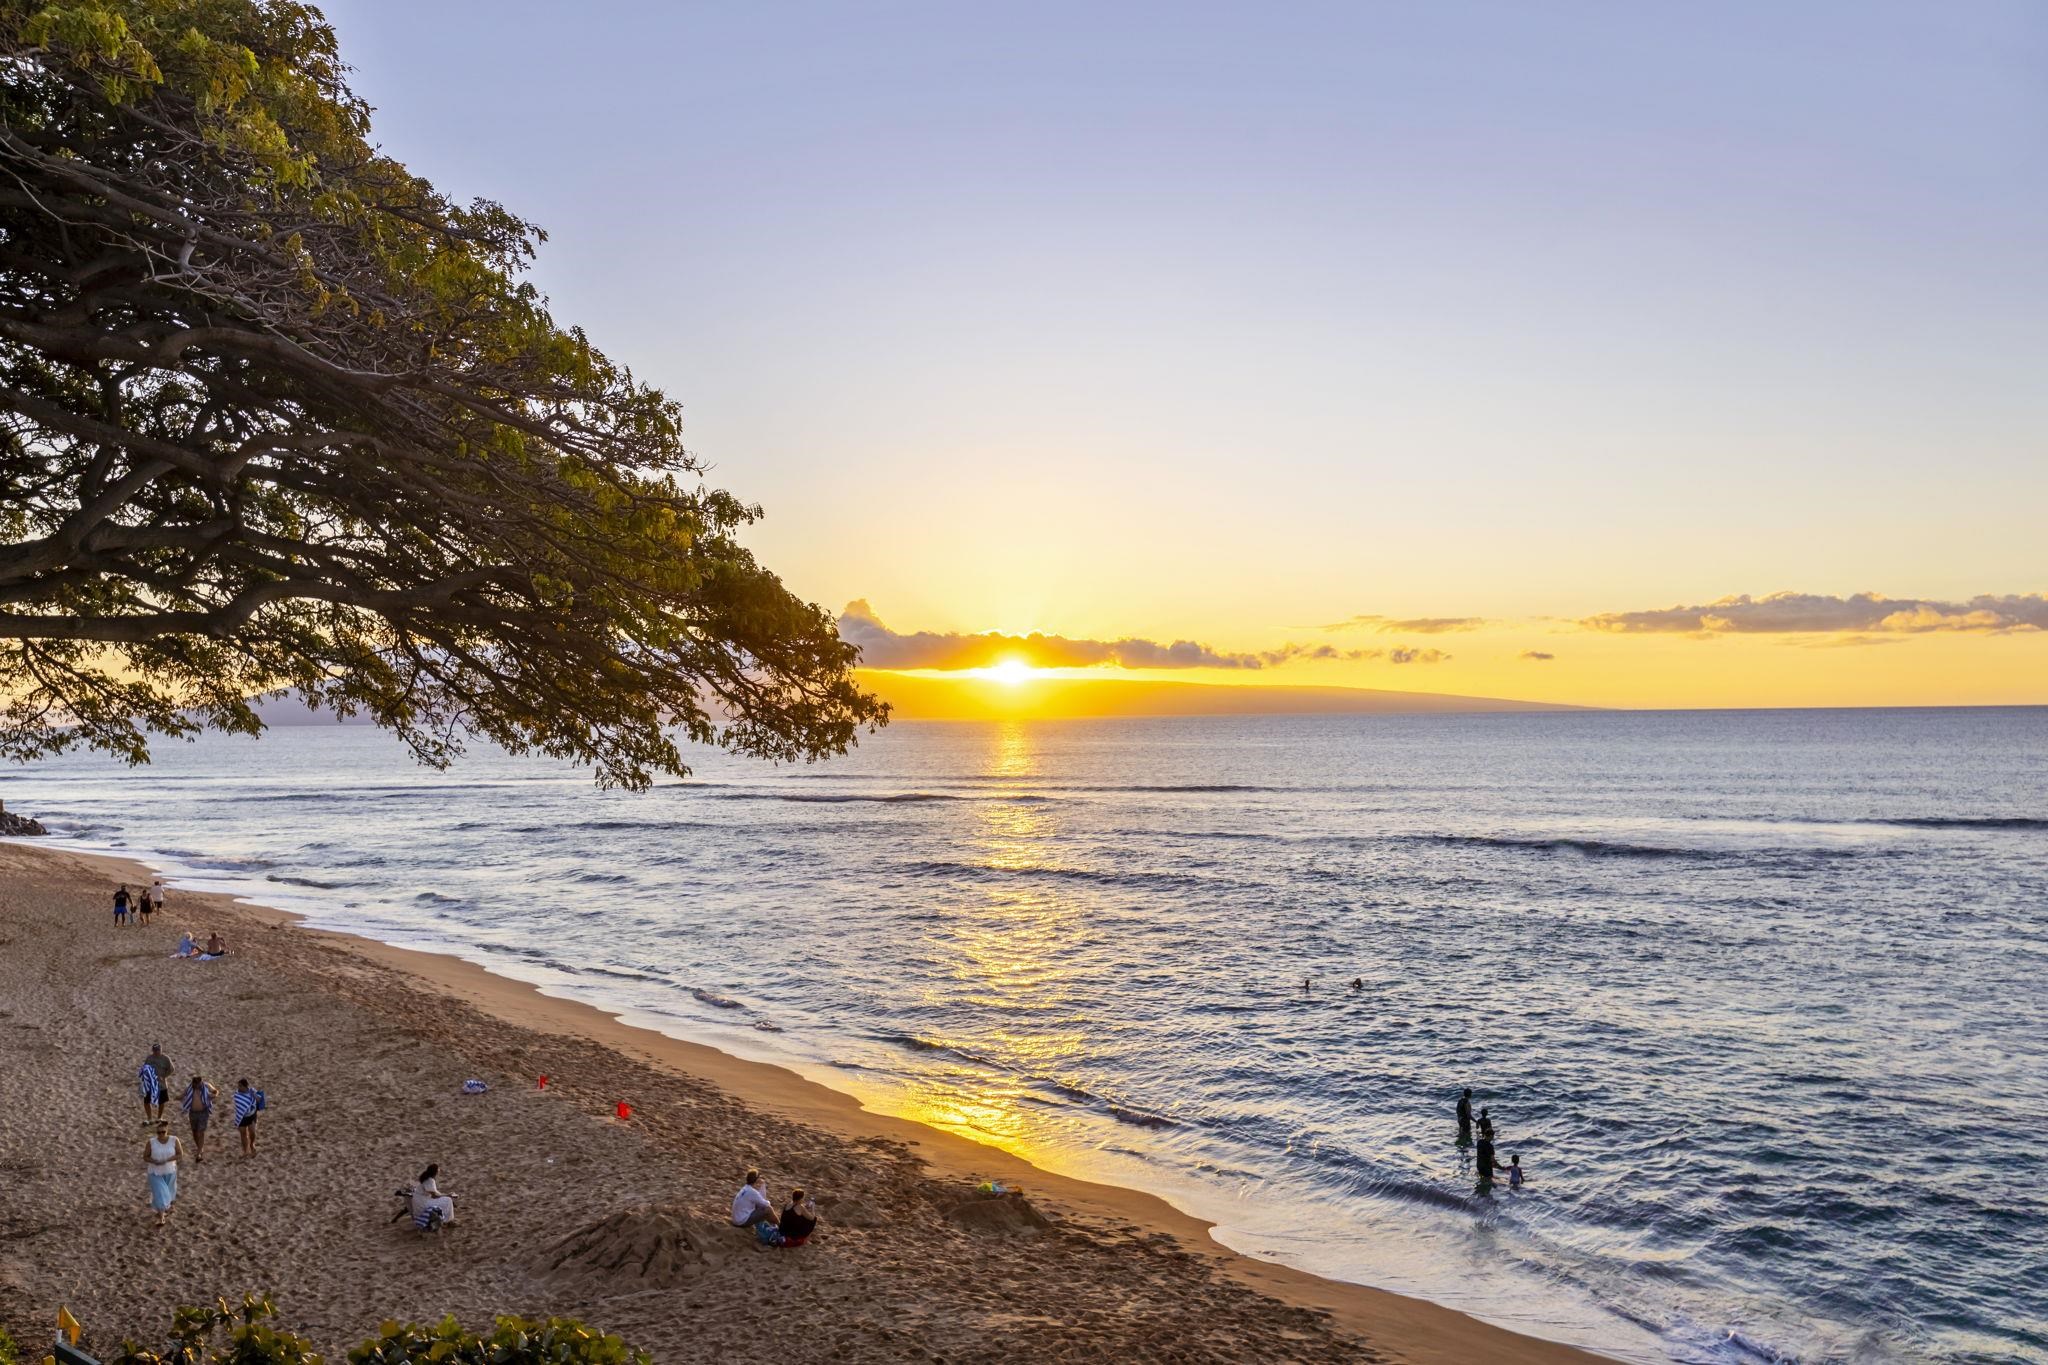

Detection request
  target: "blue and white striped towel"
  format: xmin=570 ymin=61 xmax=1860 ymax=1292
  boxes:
xmin=232 ymin=1088 xmax=259 ymax=1123
xmin=138 ymin=1065 xmax=160 ymax=1103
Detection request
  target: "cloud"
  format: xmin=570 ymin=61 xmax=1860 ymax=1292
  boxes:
xmin=842 ymin=602 xmax=1386 ymax=672
xmin=1320 ymin=614 xmax=1488 ymax=634
xmin=1386 ymin=647 xmax=1450 ymax=664
xmin=1580 ymin=591 xmax=2048 ymax=636
xmin=1520 ymin=650 xmax=1555 ymax=661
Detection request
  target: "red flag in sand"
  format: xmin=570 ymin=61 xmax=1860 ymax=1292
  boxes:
xmin=615 ymin=1101 xmax=632 ymax=1121
xmin=537 ymin=1075 xmax=548 ymax=1089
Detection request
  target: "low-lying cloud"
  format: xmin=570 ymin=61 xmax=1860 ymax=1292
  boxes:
xmin=1582 ymin=591 xmax=2048 ymax=636
xmin=1320 ymin=614 xmax=1488 ymax=634
xmin=839 ymin=602 xmax=1449 ymax=672
xmin=1521 ymin=650 xmax=1555 ymax=661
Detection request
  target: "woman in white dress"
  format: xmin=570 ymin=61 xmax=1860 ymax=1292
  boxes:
xmin=144 ymin=1120 xmax=182 ymax=1227
xmin=410 ymin=1163 xmax=456 ymax=1226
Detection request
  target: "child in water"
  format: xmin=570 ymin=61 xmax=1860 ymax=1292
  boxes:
xmin=1508 ymin=1154 xmax=1525 ymax=1188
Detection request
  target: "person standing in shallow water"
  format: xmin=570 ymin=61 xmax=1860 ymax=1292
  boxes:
xmin=1456 ymin=1088 xmax=1474 ymax=1143
xmin=1475 ymin=1135 xmax=1509 ymax=1192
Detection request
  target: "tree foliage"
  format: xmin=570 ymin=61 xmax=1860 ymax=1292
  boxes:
xmin=0 ymin=0 xmax=884 ymax=785
xmin=99 ymin=1296 xmax=649 ymax=1365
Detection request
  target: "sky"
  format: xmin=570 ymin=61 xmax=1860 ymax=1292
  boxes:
xmin=320 ymin=0 xmax=2047 ymax=710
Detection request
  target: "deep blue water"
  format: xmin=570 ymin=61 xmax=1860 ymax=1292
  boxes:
xmin=7 ymin=708 xmax=2046 ymax=1363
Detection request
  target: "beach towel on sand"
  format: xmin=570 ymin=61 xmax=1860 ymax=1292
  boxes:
xmin=462 ymin=1079 xmax=489 ymax=1094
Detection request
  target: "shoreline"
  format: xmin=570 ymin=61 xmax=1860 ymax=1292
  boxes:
xmin=0 ymin=836 xmax=1610 ymax=1363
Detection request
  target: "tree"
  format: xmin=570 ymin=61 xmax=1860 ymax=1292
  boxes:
xmin=0 ymin=0 xmax=885 ymax=786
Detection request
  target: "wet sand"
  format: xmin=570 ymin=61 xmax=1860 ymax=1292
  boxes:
xmin=0 ymin=839 xmax=1605 ymax=1363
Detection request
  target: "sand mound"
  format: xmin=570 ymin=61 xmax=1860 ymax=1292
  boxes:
xmin=533 ymin=1205 xmax=735 ymax=1289
xmin=819 ymin=1195 xmax=883 ymax=1228
xmin=946 ymin=1191 xmax=1053 ymax=1236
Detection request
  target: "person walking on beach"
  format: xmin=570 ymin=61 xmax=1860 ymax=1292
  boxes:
xmin=138 ymin=884 xmax=156 ymax=926
xmin=181 ymin=1075 xmax=215 ymax=1162
xmin=1456 ymin=1088 xmax=1474 ymax=1142
xmin=114 ymin=884 xmax=131 ymax=926
xmin=732 ymin=1170 xmax=775 ymax=1228
xmin=144 ymin=1119 xmax=182 ymax=1227
xmin=139 ymin=1043 xmax=173 ymax=1121
xmin=232 ymin=1078 xmax=261 ymax=1156
xmin=148 ymin=878 xmax=167 ymax=920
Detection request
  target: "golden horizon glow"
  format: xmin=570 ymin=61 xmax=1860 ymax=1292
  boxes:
xmin=985 ymin=657 xmax=1037 ymax=686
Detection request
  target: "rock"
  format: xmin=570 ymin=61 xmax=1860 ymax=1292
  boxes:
xmin=0 ymin=802 xmax=46 ymax=837
xmin=531 ymin=1205 xmax=734 ymax=1290
xmin=944 ymin=1190 xmax=1053 ymax=1236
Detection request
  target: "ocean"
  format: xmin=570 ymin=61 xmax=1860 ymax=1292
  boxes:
xmin=7 ymin=708 xmax=2045 ymax=1364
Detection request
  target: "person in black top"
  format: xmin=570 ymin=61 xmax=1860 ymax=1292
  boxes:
xmin=1477 ymin=1107 xmax=1496 ymax=1142
xmin=778 ymin=1188 xmax=818 ymax=1246
xmin=1456 ymin=1088 xmax=1473 ymax=1140
xmin=1475 ymin=1136 xmax=1509 ymax=1191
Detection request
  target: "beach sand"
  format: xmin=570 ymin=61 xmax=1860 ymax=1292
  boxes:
xmin=0 ymin=840 xmax=1604 ymax=1363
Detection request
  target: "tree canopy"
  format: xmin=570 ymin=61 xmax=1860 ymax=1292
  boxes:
xmin=0 ymin=0 xmax=885 ymax=786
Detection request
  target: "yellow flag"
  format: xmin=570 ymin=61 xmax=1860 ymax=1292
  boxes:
xmin=56 ymin=1306 xmax=81 ymax=1345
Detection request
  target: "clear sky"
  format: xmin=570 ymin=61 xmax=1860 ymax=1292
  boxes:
xmin=320 ymin=0 xmax=2046 ymax=709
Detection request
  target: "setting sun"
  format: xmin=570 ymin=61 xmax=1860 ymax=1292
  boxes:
xmin=987 ymin=657 xmax=1036 ymax=686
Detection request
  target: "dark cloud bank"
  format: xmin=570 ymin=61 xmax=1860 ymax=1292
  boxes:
xmin=1583 ymin=591 xmax=2048 ymax=636
xmin=839 ymin=602 xmax=1449 ymax=672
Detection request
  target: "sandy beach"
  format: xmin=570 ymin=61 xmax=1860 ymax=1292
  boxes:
xmin=0 ymin=838 xmax=1603 ymax=1363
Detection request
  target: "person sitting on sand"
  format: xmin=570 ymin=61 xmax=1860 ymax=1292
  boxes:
xmin=144 ymin=1119 xmax=182 ymax=1227
xmin=181 ymin=1075 xmax=215 ymax=1163
xmin=777 ymin=1188 xmax=818 ymax=1247
xmin=410 ymin=1163 xmax=457 ymax=1226
xmin=204 ymin=931 xmax=227 ymax=957
xmin=732 ymin=1170 xmax=775 ymax=1228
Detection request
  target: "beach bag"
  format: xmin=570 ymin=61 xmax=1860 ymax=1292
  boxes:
xmin=754 ymin=1221 xmax=784 ymax=1247
xmin=254 ymin=1089 xmax=267 ymax=1112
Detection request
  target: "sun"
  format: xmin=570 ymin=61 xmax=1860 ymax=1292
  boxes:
xmin=987 ymin=657 xmax=1036 ymax=686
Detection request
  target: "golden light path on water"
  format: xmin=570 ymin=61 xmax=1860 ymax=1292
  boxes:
xmin=886 ymin=722 xmax=1093 ymax=1157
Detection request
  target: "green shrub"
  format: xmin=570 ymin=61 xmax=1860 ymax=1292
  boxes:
xmin=95 ymin=1298 xmax=647 ymax=1365
xmin=105 ymin=1296 xmax=319 ymax=1365
xmin=349 ymin=1316 xmax=649 ymax=1365
xmin=0 ymin=1322 xmax=19 ymax=1365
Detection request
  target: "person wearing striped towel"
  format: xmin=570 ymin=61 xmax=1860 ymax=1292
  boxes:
xmin=232 ymin=1077 xmax=262 ymax=1157
xmin=138 ymin=1043 xmax=172 ymax=1121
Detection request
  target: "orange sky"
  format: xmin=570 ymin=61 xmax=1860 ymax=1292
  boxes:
xmin=838 ymin=596 xmax=2048 ymax=717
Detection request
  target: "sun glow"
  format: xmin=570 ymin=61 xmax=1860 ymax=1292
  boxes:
xmin=986 ymin=657 xmax=1036 ymax=686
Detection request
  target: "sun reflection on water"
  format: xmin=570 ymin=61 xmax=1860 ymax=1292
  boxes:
xmin=891 ymin=720 xmax=1098 ymax=1160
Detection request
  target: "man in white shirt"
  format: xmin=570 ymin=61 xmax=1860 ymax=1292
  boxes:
xmin=731 ymin=1170 xmax=774 ymax=1227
